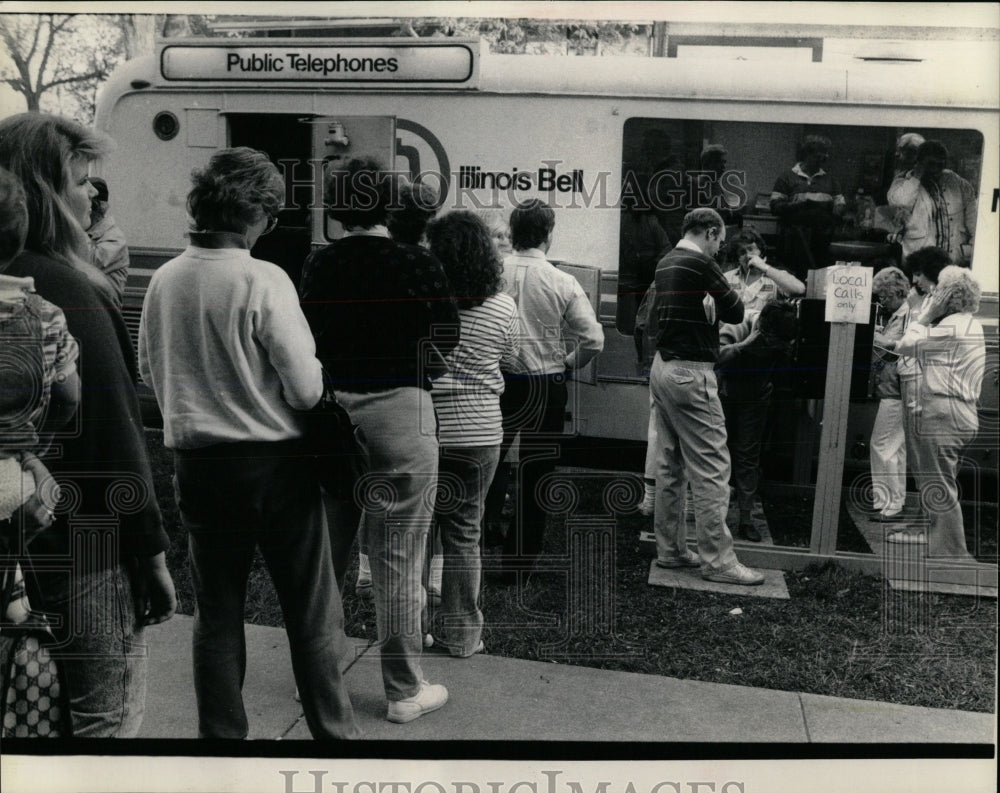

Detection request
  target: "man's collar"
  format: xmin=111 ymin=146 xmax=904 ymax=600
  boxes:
xmin=509 ymin=247 xmax=547 ymax=259
xmin=343 ymin=225 xmax=390 ymax=238
xmin=674 ymin=238 xmax=703 ymax=254
xmin=792 ymin=162 xmax=826 ymax=180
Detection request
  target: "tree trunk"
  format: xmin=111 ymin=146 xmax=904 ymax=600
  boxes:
xmin=119 ymin=14 xmax=156 ymax=58
xmin=161 ymin=14 xmax=191 ymax=38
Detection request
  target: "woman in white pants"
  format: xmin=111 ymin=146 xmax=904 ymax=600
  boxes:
xmin=869 ymin=267 xmax=911 ymax=519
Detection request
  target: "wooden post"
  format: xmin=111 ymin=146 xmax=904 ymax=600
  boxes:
xmin=810 ymin=321 xmax=855 ymax=555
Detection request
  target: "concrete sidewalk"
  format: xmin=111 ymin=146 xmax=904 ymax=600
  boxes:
xmin=137 ymin=615 xmax=995 ymax=743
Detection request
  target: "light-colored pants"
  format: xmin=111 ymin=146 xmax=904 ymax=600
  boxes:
xmin=335 ymin=387 xmax=439 ymax=701
xmin=650 ymin=355 xmax=740 ymax=574
xmin=433 ymin=444 xmax=501 ymax=657
xmin=911 ymin=394 xmax=977 ymax=560
xmin=643 ymin=393 xmax=657 ymax=481
xmin=869 ymin=397 xmax=907 ymax=512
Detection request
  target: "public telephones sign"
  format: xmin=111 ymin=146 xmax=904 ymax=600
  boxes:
xmin=158 ymin=39 xmax=480 ymax=88
xmin=824 ymin=263 xmax=873 ymax=324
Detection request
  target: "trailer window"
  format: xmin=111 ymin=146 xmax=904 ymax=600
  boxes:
xmin=610 ymin=116 xmax=989 ymax=554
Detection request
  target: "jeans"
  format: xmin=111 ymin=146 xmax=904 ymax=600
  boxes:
xmin=650 ymin=355 xmax=739 ymax=574
xmin=721 ymin=393 xmax=771 ymax=526
xmin=433 ymin=445 xmax=501 ymax=656
xmin=26 ymin=561 xmax=146 ymax=737
xmin=869 ymin=398 xmax=907 ymax=512
xmin=335 ymin=388 xmax=439 ymax=701
xmin=485 ymin=373 xmax=568 ymax=571
xmin=175 ymin=441 xmax=359 ymax=740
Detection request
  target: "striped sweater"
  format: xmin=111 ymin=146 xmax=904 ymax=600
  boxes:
xmin=652 ymin=242 xmax=744 ymax=363
xmin=431 ymin=292 xmax=519 ymax=446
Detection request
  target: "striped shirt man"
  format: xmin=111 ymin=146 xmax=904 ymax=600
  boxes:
xmin=652 ymin=238 xmax=744 ymax=363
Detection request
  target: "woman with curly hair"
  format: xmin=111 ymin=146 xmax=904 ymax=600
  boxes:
xmin=424 ymin=210 xmax=519 ymax=657
xmin=139 ymin=147 xmax=359 ymax=739
xmin=889 ymin=263 xmax=986 ymax=557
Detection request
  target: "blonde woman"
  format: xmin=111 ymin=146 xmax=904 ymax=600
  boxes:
xmin=0 ymin=112 xmax=175 ymax=737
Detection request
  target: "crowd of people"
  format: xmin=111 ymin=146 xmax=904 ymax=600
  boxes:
xmin=0 ymin=111 xmax=989 ymax=739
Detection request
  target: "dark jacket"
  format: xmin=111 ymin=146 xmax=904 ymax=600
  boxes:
xmin=4 ymin=251 xmax=168 ymax=562
xmin=300 ymin=235 xmax=460 ymax=393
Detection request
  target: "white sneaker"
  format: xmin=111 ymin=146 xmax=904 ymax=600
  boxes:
xmin=386 ymin=680 xmax=449 ymax=723
xmin=702 ymin=563 xmax=765 ymax=586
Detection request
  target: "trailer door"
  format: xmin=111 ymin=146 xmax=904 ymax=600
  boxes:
xmin=310 ymin=116 xmax=396 ymax=244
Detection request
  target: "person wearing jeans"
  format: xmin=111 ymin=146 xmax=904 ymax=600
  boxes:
xmin=176 ymin=442 xmax=357 ymax=738
xmin=140 ymin=147 xmax=358 ymax=739
xmin=425 ymin=211 xmax=519 ymax=654
xmin=1 ymin=114 xmax=176 ymax=737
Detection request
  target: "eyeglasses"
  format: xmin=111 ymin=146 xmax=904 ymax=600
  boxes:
xmin=262 ymin=214 xmax=280 ymax=236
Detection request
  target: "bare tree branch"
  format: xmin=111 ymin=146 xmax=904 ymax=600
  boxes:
xmin=39 ymin=70 xmax=109 ymax=92
xmin=35 ymin=14 xmax=69 ymax=91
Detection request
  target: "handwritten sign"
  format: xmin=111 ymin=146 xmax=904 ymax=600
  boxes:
xmin=824 ymin=263 xmax=873 ymax=324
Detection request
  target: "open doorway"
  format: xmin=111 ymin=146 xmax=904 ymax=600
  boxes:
xmin=229 ymin=113 xmax=313 ymax=287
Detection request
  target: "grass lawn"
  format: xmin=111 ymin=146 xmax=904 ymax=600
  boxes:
xmin=146 ymin=429 xmax=997 ymax=714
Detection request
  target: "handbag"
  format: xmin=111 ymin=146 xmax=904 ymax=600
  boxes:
xmin=1 ymin=560 xmax=74 ymax=738
xmin=299 ymin=369 xmax=366 ymax=501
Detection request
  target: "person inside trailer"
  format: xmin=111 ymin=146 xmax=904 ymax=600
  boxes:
xmin=722 ymin=229 xmax=804 ymax=324
xmin=887 ymin=139 xmax=977 ymax=265
xmin=770 ymin=135 xmax=846 ymax=280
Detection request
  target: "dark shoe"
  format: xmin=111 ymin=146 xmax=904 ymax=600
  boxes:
xmin=737 ymin=523 xmax=762 ymax=543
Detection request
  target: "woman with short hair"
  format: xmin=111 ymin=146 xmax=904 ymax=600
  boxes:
xmin=869 ymin=266 xmax=911 ymax=520
xmin=300 ymin=156 xmax=460 ymax=723
xmin=139 ymin=147 xmax=359 ymax=739
xmin=424 ymin=210 xmax=519 ymax=656
xmin=0 ymin=112 xmax=175 ymax=737
xmin=889 ymin=265 xmax=985 ymax=556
